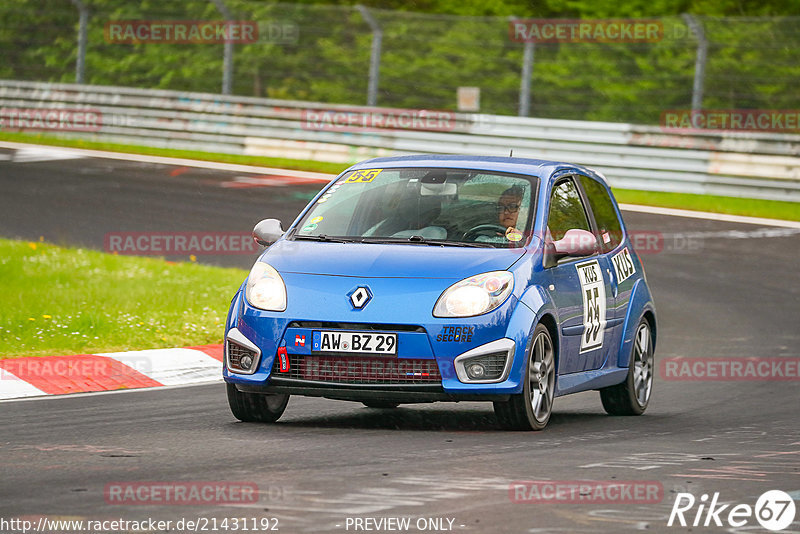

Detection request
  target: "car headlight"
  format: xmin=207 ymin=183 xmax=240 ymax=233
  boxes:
xmin=245 ymin=262 xmax=286 ymax=311
xmin=433 ymin=271 xmax=514 ymax=318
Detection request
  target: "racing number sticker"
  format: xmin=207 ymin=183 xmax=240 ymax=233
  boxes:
xmin=576 ymin=259 xmax=606 ymax=353
xmin=611 ymin=247 xmax=636 ymax=284
xmin=344 ymin=169 xmax=382 ymax=183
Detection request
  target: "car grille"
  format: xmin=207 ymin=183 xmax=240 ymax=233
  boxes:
xmin=272 ymin=354 xmax=442 ymax=384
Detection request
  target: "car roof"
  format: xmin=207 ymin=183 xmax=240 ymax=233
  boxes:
xmin=346 ymin=154 xmax=606 ymax=185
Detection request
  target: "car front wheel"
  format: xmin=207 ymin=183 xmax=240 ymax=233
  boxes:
xmin=226 ymin=383 xmax=289 ymax=422
xmin=494 ymin=324 xmax=556 ymax=431
xmin=600 ymin=318 xmax=654 ymax=415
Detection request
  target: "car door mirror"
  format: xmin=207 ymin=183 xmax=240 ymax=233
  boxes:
xmin=553 ymin=228 xmax=597 ymax=258
xmin=252 ymin=218 xmax=284 ymax=246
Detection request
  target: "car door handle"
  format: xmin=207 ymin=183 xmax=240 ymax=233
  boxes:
xmin=607 ymin=268 xmax=618 ymax=298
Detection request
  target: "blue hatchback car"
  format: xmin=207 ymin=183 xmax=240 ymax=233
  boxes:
xmin=224 ymin=155 xmax=656 ymax=430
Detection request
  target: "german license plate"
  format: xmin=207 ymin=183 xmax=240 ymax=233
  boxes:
xmin=312 ymin=331 xmax=397 ymax=355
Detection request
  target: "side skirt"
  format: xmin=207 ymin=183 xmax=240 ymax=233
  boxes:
xmin=555 ymin=368 xmax=628 ymax=397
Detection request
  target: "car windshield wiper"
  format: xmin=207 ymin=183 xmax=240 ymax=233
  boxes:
xmin=358 ymin=236 xmax=493 ymax=248
xmin=292 ymin=234 xmax=357 ymax=243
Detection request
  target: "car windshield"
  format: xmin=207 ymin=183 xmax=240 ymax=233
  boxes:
xmin=292 ymin=167 xmax=537 ymax=248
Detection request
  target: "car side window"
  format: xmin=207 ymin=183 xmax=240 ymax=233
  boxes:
xmin=547 ymin=178 xmax=591 ymax=241
xmin=579 ymin=175 xmax=623 ymax=253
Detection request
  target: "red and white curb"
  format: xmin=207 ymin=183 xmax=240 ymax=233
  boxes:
xmin=0 ymin=344 xmax=222 ymax=400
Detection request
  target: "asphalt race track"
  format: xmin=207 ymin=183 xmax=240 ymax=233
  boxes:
xmin=1 ymin=146 xmax=799 ymax=533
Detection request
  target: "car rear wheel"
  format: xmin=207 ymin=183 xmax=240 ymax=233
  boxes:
xmin=226 ymin=383 xmax=289 ymax=422
xmin=600 ymin=318 xmax=654 ymax=415
xmin=494 ymin=324 xmax=556 ymax=431
xmin=362 ymin=401 xmax=400 ymax=409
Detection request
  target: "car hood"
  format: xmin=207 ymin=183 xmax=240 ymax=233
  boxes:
xmin=261 ymin=240 xmax=526 ymax=279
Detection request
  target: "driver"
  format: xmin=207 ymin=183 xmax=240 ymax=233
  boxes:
xmin=471 ymin=185 xmax=525 ymax=245
xmin=496 ymin=185 xmax=523 ymax=229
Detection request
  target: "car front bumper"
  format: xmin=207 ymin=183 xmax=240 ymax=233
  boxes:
xmin=223 ymin=278 xmax=538 ymax=399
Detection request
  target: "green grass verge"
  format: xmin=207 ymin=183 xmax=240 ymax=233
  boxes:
xmin=0 ymin=237 xmax=246 ymax=359
xmin=1 ymin=133 xmax=797 ymax=221
xmin=0 ymin=131 xmax=348 ymax=175
xmin=613 ymin=189 xmax=800 ymax=221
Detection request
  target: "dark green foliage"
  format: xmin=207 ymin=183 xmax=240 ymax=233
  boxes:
xmin=0 ymin=1 xmax=797 ymax=124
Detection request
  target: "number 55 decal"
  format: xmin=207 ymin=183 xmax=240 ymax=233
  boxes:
xmin=344 ymin=169 xmax=382 ymax=183
xmin=576 ymin=259 xmax=606 ymax=353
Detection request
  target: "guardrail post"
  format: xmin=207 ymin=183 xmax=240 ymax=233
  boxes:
xmin=70 ymin=0 xmax=89 ymax=84
xmin=682 ymin=14 xmax=707 ymax=113
xmin=519 ymin=40 xmax=535 ymax=117
xmin=357 ymin=5 xmax=382 ymax=107
xmin=211 ymin=0 xmax=234 ymax=95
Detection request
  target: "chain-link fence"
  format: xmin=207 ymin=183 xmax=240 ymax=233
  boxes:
xmin=1 ymin=0 xmax=798 ymax=125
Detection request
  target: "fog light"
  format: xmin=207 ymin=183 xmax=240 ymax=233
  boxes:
xmin=467 ymin=363 xmax=486 ymax=379
xmin=226 ymin=329 xmax=262 ymax=375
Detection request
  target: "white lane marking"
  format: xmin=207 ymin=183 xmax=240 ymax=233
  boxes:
xmin=12 ymin=146 xmax=86 ymax=163
xmin=619 ymin=203 xmax=800 ymax=229
xmin=0 ymin=141 xmax=333 ymax=182
xmin=231 ymin=475 xmax=512 ymax=516
xmin=101 ymin=348 xmax=222 ymax=386
xmin=0 ymin=153 xmax=12 ymax=161
xmin=0 ymin=368 xmax=47 ymax=400
xmin=661 ymin=227 xmax=800 ymax=240
xmin=0 ymin=379 xmax=221 ymax=403
xmin=3 ymin=141 xmax=795 ymax=227
xmin=222 ymin=175 xmax=328 ymax=188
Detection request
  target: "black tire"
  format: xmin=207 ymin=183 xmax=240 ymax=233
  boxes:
xmin=494 ymin=324 xmax=556 ymax=431
xmin=362 ymin=401 xmax=400 ymax=409
xmin=226 ymin=383 xmax=289 ymax=422
xmin=600 ymin=318 xmax=654 ymax=416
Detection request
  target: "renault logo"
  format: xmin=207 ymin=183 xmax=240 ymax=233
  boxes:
xmin=349 ymin=286 xmax=372 ymax=309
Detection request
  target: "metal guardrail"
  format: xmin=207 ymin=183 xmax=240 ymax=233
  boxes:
xmin=1 ymin=80 xmax=799 ymax=201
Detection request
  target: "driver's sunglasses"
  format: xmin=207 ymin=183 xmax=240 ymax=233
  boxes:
xmin=495 ymin=202 xmax=521 ymax=213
